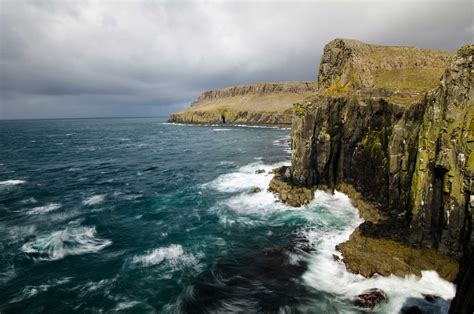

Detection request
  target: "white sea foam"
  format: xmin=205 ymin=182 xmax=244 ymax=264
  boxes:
xmin=28 ymin=203 xmax=61 ymax=215
xmin=0 ymin=180 xmax=26 ymax=186
xmin=204 ymin=161 xmax=292 ymax=216
xmin=133 ymin=244 xmax=198 ymax=269
xmin=300 ymin=191 xmax=455 ymax=313
xmin=203 ymin=162 xmax=286 ymax=194
xmin=205 ymin=160 xmax=455 ymax=312
xmin=219 ymin=160 xmax=236 ymax=166
xmin=212 ymin=128 xmax=232 ymax=131
xmin=21 ymin=226 xmax=111 ymax=261
xmin=82 ymin=194 xmax=106 ymax=206
xmin=114 ymin=300 xmax=141 ymax=311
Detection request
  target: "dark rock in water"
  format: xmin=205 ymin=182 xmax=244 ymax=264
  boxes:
xmin=252 ymin=187 xmax=262 ymax=193
xmin=255 ymin=169 xmax=266 ymax=174
xmin=332 ymin=254 xmax=340 ymax=262
xmin=401 ymin=305 xmax=424 ymax=314
xmin=353 ymin=288 xmax=387 ymax=308
xmin=422 ymin=294 xmax=439 ymax=303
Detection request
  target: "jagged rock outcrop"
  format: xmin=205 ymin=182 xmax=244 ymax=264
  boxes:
xmin=168 ymin=81 xmax=318 ymax=126
xmin=270 ymin=39 xmax=473 ymax=288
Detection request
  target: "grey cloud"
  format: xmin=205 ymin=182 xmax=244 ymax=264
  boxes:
xmin=0 ymin=0 xmax=472 ymax=119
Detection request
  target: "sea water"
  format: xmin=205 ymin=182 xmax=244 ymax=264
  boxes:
xmin=0 ymin=118 xmax=454 ymax=313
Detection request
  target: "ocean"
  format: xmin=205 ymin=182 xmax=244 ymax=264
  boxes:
xmin=0 ymin=117 xmax=455 ymax=313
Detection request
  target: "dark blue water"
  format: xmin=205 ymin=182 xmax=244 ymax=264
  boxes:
xmin=0 ymin=118 xmax=455 ymax=313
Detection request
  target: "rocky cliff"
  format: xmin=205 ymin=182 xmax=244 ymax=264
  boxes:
xmin=168 ymin=81 xmax=318 ymax=126
xmin=269 ymin=39 xmax=473 ymax=310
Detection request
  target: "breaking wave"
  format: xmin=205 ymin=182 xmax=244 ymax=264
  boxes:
xmin=0 ymin=179 xmax=26 ymax=186
xmin=132 ymin=244 xmax=199 ymax=269
xmin=21 ymin=226 xmax=112 ymax=261
xmin=28 ymin=203 xmax=61 ymax=215
xmin=82 ymin=194 xmax=106 ymax=206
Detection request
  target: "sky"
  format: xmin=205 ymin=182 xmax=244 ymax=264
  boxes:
xmin=0 ymin=0 xmax=473 ymax=119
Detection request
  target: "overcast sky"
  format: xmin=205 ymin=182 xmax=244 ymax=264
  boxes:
xmin=0 ymin=0 xmax=472 ymax=119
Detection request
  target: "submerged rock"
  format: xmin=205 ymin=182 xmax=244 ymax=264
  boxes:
xmin=255 ymin=169 xmax=266 ymax=174
xmin=352 ymin=288 xmax=387 ymax=308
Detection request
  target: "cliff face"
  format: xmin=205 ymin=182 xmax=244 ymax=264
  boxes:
xmin=168 ymin=81 xmax=318 ymax=126
xmin=270 ymin=39 xmax=473 ymax=290
xmin=286 ymin=45 xmax=472 ymax=257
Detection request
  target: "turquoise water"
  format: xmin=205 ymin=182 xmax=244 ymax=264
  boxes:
xmin=0 ymin=118 xmax=455 ymax=313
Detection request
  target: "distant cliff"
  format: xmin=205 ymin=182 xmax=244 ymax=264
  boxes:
xmin=269 ymin=39 xmax=473 ymax=311
xmin=168 ymin=81 xmax=318 ymax=126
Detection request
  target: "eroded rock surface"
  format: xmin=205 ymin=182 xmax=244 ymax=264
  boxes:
xmin=269 ymin=40 xmax=473 ymax=294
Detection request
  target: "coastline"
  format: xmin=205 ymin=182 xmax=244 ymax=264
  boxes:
xmin=164 ymin=121 xmax=292 ymax=130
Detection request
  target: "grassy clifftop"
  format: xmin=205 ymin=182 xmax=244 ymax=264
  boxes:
xmin=318 ymin=38 xmax=451 ymax=95
xmin=168 ymin=81 xmax=318 ymax=125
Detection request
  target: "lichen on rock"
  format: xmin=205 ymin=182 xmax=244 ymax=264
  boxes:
xmin=269 ymin=40 xmax=473 ymax=287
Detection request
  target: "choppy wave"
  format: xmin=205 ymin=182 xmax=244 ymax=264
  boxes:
xmin=10 ymin=277 xmax=71 ymax=303
xmin=133 ymin=244 xmax=198 ymax=269
xmin=273 ymin=135 xmax=292 ymax=154
xmin=114 ymin=300 xmax=141 ymax=311
xmin=0 ymin=179 xmax=26 ymax=186
xmin=20 ymin=197 xmax=38 ymax=204
xmin=82 ymin=194 xmax=106 ymax=206
xmin=0 ymin=264 xmax=16 ymax=285
xmin=28 ymin=203 xmax=61 ymax=215
xmin=21 ymin=226 xmax=112 ymax=261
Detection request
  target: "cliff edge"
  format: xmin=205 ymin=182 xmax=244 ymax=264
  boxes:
xmin=168 ymin=81 xmax=318 ymax=126
xmin=269 ymin=39 xmax=473 ymax=311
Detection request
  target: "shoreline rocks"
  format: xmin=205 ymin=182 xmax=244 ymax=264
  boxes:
xmin=352 ymin=288 xmax=387 ymax=309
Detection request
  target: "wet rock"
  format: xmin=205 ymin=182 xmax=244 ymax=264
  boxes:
xmin=353 ymin=288 xmax=387 ymax=308
xmin=422 ymin=294 xmax=439 ymax=303
xmin=255 ymin=169 xmax=266 ymax=174
xmin=252 ymin=187 xmax=262 ymax=193
xmin=332 ymin=254 xmax=340 ymax=262
xmin=401 ymin=305 xmax=424 ymax=314
xmin=268 ymin=175 xmax=314 ymax=207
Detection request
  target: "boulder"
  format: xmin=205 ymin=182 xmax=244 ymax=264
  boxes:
xmin=353 ymin=288 xmax=387 ymax=308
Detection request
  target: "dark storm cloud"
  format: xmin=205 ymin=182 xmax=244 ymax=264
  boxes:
xmin=0 ymin=0 xmax=472 ymax=119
